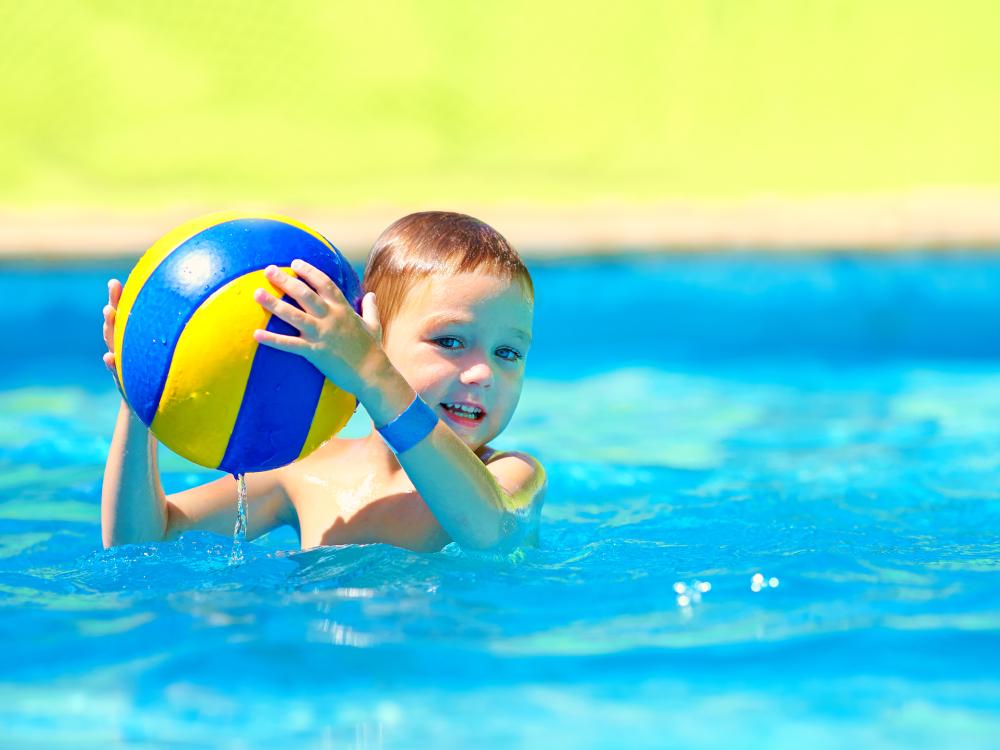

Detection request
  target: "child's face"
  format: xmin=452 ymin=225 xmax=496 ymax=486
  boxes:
xmin=381 ymin=271 xmax=533 ymax=451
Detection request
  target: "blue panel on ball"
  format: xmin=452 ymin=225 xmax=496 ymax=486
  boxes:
xmin=121 ymin=218 xmax=361 ymax=426
xmin=218 ymin=295 xmax=325 ymax=474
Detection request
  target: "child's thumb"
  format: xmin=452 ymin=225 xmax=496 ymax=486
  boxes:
xmin=361 ymin=292 xmax=382 ymax=342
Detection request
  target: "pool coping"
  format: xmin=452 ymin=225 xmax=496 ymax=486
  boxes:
xmin=3 ymin=188 xmax=1000 ymax=262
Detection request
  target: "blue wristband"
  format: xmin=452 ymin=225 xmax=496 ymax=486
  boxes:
xmin=376 ymin=395 xmax=439 ymax=454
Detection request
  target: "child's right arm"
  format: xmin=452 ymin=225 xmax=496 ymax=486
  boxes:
xmin=100 ymin=279 xmax=295 ymax=549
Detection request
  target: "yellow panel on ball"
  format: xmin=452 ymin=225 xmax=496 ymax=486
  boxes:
xmin=300 ymin=379 xmax=358 ymax=460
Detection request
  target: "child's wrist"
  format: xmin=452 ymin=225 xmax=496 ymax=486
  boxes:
xmin=356 ymin=355 xmax=415 ymax=427
xmin=376 ymin=395 xmax=438 ymax=454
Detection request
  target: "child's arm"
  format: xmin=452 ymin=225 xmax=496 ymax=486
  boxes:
xmin=101 ymin=280 xmax=293 ymax=549
xmin=100 ymin=401 xmax=292 ymax=547
xmin=361 ymin=369 xmax=546 ymax=549
xmin=253 ymin=262 xmax=545 ymax=551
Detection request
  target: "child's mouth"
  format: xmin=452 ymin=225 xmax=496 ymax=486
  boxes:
xmin=440 ymin=402 xmax=486 ymax=425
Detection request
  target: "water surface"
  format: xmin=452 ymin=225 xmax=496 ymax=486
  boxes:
xmin=1 ymin=254 xmax=998 ymax=748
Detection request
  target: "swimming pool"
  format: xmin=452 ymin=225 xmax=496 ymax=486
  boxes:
xmin=2 ymin=253 xmax=998 ymax=748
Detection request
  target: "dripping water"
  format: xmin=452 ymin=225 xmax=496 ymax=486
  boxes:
xmin=229 ymin=473 xmax=248 ymax=564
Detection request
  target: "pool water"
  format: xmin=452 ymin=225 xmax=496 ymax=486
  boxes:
xmin=2 ymin=254 xmax=999 ymax=748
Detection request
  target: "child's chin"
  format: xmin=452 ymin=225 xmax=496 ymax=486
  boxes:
xmin=443 ymin=414 xmax=489 ymax=442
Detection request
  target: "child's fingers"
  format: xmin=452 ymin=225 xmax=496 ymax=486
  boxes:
xmin=102 ymin=281 xmax=130 ymax=401
xmin=254 ymin=289 xmax=316 ymax=335
xmin=108 ymin=279 xmax=123 ymax=307
xmin=253 ymin=328 xmax=310 ymax=352
xmin=102 ymin=304 xmax=116 ymax=350
xmin=263 ymin=265 xmax=326 ymax=316
xmin=103 ymin=353 xmax=126 ymax=398
xmin=104 ymin=281 xmax=123 ymax=352
xmin=289 ymin=259 xmax=350 ymax=308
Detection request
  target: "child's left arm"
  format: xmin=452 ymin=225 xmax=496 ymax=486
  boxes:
xmin=253 ymin=261 xmax=545 ymax=550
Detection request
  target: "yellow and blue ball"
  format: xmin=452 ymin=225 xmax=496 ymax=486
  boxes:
xmin=114 ymin=211 xmax=361 ymax=475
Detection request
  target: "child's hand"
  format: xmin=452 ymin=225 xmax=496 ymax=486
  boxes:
xmin=252 ymin=260 xmax=385 ymax=397
xmin=102 ymin=279 xmax=123 ymax=380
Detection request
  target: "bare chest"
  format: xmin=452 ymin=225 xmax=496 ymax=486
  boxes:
xmin=283 ymin=455 xmax=449 ymax=552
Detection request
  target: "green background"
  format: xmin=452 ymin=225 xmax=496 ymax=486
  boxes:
xmin=2 ymin=0 xmax=997 ymax=210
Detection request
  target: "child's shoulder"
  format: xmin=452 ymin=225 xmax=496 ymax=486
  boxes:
xmin=478 ymin=445 xmax=543 ymax=469
xmin=477 ymin=446 xmax=546 ymax=511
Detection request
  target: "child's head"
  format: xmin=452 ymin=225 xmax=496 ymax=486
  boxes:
xmin=363 ymin=211 xmax=533 ymax=335
xmin=364 ymin=212 xmax=534 ymax=450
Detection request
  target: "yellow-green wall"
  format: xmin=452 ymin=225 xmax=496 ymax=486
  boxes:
xmin=2 ymin=1 xmax=997 ymax=208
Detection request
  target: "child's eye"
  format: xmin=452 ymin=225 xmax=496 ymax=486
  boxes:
xmin=496 ymin=347 xmax=523 ymax=362
xmin=433 ymin=336 xmax=463 ymax=350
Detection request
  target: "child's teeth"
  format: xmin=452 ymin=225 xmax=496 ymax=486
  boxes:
xmin=447 ymin=403 xmax=481 ymax=416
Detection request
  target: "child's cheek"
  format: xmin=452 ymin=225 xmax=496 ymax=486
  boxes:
xmin=406 ymin=359 xmax=455 ymax=393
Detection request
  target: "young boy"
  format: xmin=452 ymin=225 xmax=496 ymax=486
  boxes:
xmin=100 ymin=211 xmax=545 ymax=552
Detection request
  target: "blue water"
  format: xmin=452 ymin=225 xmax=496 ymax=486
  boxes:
xmin=2 ymin=253 xmax=999 ymax=748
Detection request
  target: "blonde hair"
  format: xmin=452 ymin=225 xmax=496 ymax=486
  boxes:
xmin=363 ymin=211 xmax=533 ymax=333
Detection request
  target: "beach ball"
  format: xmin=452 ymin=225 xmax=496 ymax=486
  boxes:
xmin=114 ymin=212 xmax=362 ymax=475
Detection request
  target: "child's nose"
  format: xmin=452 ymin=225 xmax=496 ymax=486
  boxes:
xmin=459 ymin=360 xmax=494 ymax=388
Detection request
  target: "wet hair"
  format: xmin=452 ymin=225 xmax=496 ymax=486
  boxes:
xmin=363 ymin=211 xmax=533 ymax=334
